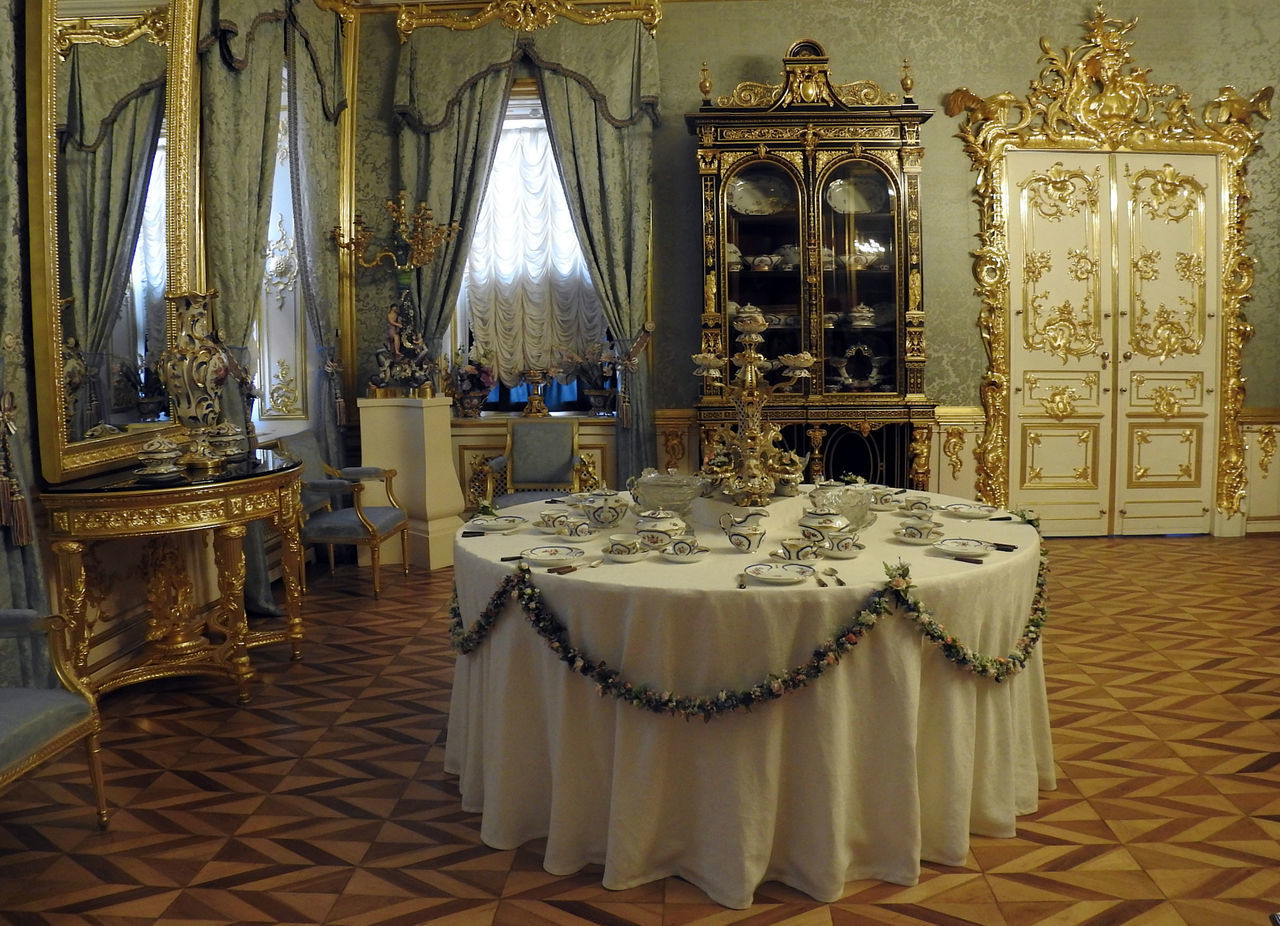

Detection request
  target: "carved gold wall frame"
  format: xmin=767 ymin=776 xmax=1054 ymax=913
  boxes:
xmin=313 ymin=0 xmax=662 ymax=38
xmin=947 ymin=4 xmax=1272 ymax=516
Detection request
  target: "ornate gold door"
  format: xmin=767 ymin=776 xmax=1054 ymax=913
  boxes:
xmin=1006 ymin=150 xmax=1220 ymax=535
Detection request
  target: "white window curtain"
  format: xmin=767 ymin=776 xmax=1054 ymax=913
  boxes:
xmin=457 ymin=123 xmax=606 ymax=389
xmin=126 ymin=136 xmax=168 ymax=368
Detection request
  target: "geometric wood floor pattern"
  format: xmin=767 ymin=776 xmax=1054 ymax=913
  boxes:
xmin=2 ymin=533 xmax=1279 ymax=924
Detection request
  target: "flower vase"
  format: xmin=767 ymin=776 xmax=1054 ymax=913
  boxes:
xmin=454 ymin=391 xmax=488 ymax=418
xmin=157 ymin=294 xmax=230 ymax=467
xmin=584 ymin=387 xmax=616 ymax=417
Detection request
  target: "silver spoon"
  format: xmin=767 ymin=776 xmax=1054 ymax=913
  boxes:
xmin=736 ymin=573 xmax=747 ymax=589
xmin=822 ymin=567 xmax=846 ymax=586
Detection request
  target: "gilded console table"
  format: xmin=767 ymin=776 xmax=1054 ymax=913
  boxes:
xmin=40 ymin=450 xmax=304 ymax=703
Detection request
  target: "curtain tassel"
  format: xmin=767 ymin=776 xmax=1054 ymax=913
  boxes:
xmin=1 ymin=479 xmax=33 ymax=547
xmin=0 ymin=391 xmax=31 ymax=545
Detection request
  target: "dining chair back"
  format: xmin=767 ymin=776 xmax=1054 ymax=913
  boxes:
xmin=0 ymin=609 xmax=108 ymax=827
xmin=480 ymin=418 xmax=598 ymax=508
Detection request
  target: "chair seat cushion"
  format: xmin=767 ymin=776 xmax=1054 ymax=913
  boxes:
xmin=0 ymin=688 xmax=92 ymax=770
xmin=302 ymin=506 xmax=407 ymax=542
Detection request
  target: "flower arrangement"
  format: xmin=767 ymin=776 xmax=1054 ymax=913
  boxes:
xmin=447 ymin=345 xmax=496 ymax=396
xmin=555 ymin=339 xmax=620 ymax=391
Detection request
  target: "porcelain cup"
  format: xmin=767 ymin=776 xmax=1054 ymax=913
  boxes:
xmin=604 ymin=533 xmax=645 ymax=556
xmin=823 ymin=529 xmax=862 ymax=554
xmin=900 ymin=494 xmax=934 ymax=513
xmin=637 ymin=526 xmax=680 ymax=549
xmin=664 ymin=535 xmax=705 ymax=557
xmin=725 ymin=526 xmax=767 ymax=553
xmin=771 ymin=537 xmax=822 ymax=561
xmin=898 ymin=522 xmax=943 ymax=541
xmin=557 ymin=517 xmax=595 ymax=538
xmin=537 ymin=509 xmax=570 ymax=528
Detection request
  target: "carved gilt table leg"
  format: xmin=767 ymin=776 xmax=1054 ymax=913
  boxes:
xmin=212 ymin=523 xmax=254 ymax=703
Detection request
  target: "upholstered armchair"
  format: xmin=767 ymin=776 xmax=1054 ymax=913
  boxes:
xmin=478 ymin=418 xmax=599 ymax=509
xmin=1 ymin=609 xmax=108 ymax=827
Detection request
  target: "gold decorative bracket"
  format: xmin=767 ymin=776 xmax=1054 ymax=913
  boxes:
xmin=393 ymin=0 xmax=663 ymax=40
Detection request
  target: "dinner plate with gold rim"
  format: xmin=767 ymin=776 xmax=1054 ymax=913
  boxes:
xmin=933 ymin=537 xmax=994 ymax=558
xmin=520 ymin=546 xmax=585 ymax=566
xmin=941 ymin=503 xmax=1000 ymax=520
xmin=744 ymin=562 xmax=815 ymax=585
xmin=468 ymin=515 xmax=528 ymax=533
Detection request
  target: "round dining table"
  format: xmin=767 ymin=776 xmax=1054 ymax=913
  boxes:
xmin=446 ymin=488 xmax=1055 ymax=909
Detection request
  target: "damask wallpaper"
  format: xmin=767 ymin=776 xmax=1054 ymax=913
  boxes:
xmin=349 ymin=0 xmax=1277 ymax=412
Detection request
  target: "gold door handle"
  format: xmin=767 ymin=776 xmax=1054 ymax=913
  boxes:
xmin=1099 ymin=351 xmax=1110 ymax=370
xmin=1122 ymin=350 xmax=1133 ymax=361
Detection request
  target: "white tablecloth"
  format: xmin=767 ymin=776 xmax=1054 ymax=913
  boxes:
xmin=446 ymin=490 xmax=1055 ymax=908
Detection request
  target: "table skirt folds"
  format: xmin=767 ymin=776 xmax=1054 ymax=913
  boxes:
xmin=446 ymin=539 xmax=1055 ymax=908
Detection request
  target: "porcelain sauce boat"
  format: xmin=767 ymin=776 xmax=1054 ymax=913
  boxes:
xmin=718 ymin=507 xmax=769 ymax=533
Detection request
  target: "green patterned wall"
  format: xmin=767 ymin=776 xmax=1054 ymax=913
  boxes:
xmin=353 ymin=0 xmax=1279 ymax=410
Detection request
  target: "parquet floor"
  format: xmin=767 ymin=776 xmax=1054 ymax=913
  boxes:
xmin=2 ymin=533 xmax=1279 ymax=925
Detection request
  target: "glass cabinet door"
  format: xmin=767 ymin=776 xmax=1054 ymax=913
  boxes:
xmin=819 ymin=160 xmax=897 ymax=394
xmin=723 ymin=162 xmax=802 ymax=388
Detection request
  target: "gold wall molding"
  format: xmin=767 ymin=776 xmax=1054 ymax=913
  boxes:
xmin=397 ymin=0 xmax=661 ymax=39
xmin=55 ymin=7 xmax=167 ymax=54
xmin=946 ymin=5 xmax=1272 ymax=517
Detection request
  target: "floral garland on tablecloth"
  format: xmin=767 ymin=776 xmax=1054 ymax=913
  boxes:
xmin=449 ymin=518 xmax=1049 ymax=721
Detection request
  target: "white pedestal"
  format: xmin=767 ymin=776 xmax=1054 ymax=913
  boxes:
xmin=357 ymin=396 xmax=465 ymax=570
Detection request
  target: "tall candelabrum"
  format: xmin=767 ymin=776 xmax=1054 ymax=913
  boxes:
xmin=692 ymin=306 xmax=814 ymax=506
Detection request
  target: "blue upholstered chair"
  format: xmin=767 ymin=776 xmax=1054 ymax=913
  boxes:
xmin=479 ymin=417 xmax=598 ymax=509
xmin=276 ymin=431 xmax=410 ymax=598
xmin=1 ymin=609 xmax=108 ymax=827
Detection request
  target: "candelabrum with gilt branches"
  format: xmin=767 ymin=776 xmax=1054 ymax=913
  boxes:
xmin=692 ymin=306 xmax=814 ymax=506
xmin=332 ymin=190 xmax=460 ymax=272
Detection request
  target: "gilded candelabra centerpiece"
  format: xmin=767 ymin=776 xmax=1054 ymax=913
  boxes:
xmin=692 ymin=305 xmax=814 ymax=506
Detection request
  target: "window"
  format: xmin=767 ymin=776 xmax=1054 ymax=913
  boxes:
xmin=454 ymin=82 xmax=611 ymax=413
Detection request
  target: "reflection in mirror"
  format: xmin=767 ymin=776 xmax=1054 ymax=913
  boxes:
xmin=59 ymin=34 xmax=168 ymax=440
xmin=29 ymin=3 xmax=175 ymax=482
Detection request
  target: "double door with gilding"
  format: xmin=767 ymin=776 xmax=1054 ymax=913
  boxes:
xmin=1005 ymin=149 xmax=1220 ymax=535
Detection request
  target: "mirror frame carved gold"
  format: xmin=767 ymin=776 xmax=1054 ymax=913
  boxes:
xmin=946 ymin=5 xmax=1272 ymax=517
xmin=27 ymin=1 xmax=193 ymax=483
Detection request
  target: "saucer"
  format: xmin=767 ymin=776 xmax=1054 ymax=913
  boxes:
xmin=660 ymin=547 xmax=710 ymax=564
xmin=603 ymin=549 xmax=649 ymax=563
xmin=744 ymin=562 xmax=815 ymax=584
xmin=893 ymin=530 xmax=944 ymax=546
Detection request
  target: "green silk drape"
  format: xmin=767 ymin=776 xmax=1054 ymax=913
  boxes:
xmin=60 ymin=41 xmax=166 ymax=437
xmin=0 ymin=0 xmax=46 ymax=607
xmin=533 ymin=21 xmax=660 ymax=479
xmin=394 ymin=28 xmax=516 ymax=357
xmin=198 ymin=1 xmax=286 ymax=350
xmin=287 ymin=0 xmax=346 ymax=464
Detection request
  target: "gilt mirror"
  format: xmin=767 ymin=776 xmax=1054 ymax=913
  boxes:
xmin=28 ymin=0 xmax=179 ymax=482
